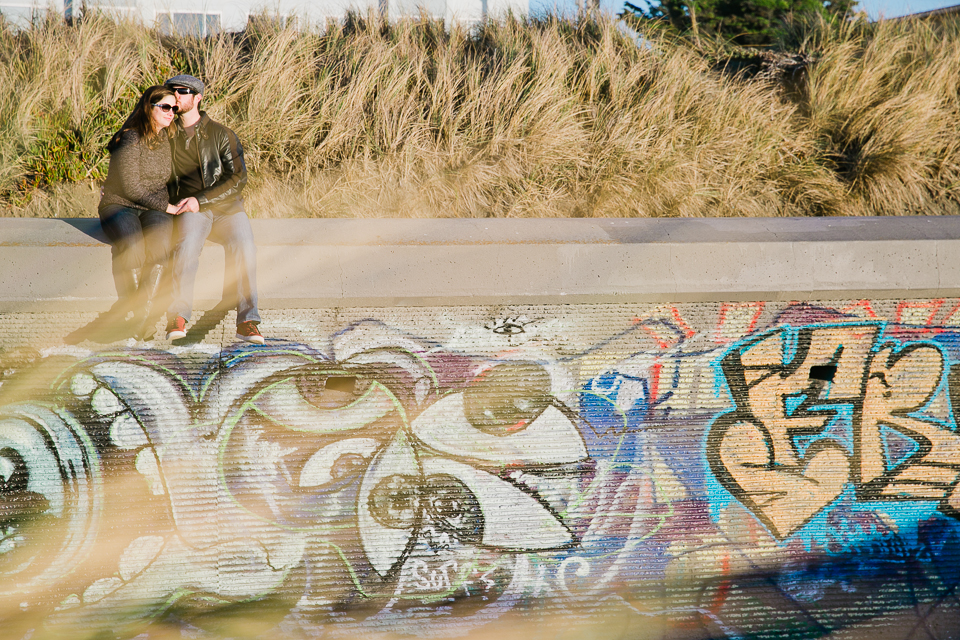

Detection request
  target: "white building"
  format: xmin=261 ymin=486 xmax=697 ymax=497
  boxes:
xmin=0 ymin=0 xmax=528 ymax=33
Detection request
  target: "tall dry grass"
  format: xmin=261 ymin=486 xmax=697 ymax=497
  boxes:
xmin=1 ymin=11 xmax=959 ymax=218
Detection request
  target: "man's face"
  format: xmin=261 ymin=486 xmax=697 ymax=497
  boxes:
xmin=170 ymin=85 xmax=201 ymax=114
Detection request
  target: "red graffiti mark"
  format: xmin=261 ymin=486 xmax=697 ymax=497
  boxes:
xmin=709 ymin=553 xmax=732 ymax=613
xmin=649 ymin=360 xmax=663 ymax=409
xmin=895 ymin=299 xmax=944 ymax=329
xmin=642 ymin=325 xmax=677 ymax=350
xmin=940 ymin=300 xmax=960 ymax=329
xmin=715 ymin=302 xmax=766 ymax=345
xmin=506 ymin=420 xmax=529 ymax=433
xmin=841 ymin=300 xmax=878 ymax=318
xmin=671 ymin=306 xmax=697 ymax=339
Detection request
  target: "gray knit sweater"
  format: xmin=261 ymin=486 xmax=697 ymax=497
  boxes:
xmin=98 ymin=130 xmax=172 ymax=214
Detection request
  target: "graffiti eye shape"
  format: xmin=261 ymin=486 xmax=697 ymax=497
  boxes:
xmin=491 ymin=322 xmax=525 ymax=335
xmin=254 ymin=378 xmax=397 ymax=434
xmin=0 ymin=447 xmax=49 ymax=528
xmin=297 ymin=374 xmax=359 ymax=408
xmin=358 ymin=431 xmax=420 ymax=576
xmin=368 ymin=474 xmax=420 ymax=529
xmin=422 ymin=458 xmax=572 ymax=550
xmin=422 ymin=473 xmax=482 ymax=545
xmin=463 ymin=363 xmax=553 ymax=435
xmin=299 ymin=438 xmax=379 ymax=488
xmin=486 ymin=316 xmax=533 ymax=336
xmin=331 ymin=453 xmax=367 ymax=480
xmin=341 ymin=348 xmax=438 ymax=407
xmin=412 ymin=393 xmax=587 ymax=465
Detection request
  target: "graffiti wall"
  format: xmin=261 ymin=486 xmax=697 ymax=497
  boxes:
xmin=3 ymin=299 xmax=960 ymax=639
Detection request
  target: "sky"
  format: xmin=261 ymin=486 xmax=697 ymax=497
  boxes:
xmin=530 ymin=0 xmax=959 ymax=20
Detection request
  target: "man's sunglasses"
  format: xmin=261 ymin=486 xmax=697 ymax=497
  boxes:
xmin=152 ymin=103 xmax=179 ymax=113
xmin=172 ymin=87 xmax=197 ymax=95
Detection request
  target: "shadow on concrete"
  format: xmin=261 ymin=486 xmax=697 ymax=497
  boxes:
xmin=63 ymin=309 xmax=136 ymax=345
xmin=171 ymin=299 xmax=234 ymax=346
xmin=61 ymin=219 xmax=108 ymax=244
xmin=171 ymin=259 xmax=240 ymax=345
xmin=64 ymin=271 xmax=174 ymax=345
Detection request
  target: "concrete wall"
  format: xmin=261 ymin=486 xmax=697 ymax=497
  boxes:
xmin=3 ymin=217 xmax=960 ymax=639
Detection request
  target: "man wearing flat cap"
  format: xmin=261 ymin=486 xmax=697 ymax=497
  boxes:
xmin=163 ymin=73 xmax=265 ymax=344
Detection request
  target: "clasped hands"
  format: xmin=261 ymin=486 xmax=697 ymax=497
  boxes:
xmin=166 ymin=197 xmax=200 ymax=215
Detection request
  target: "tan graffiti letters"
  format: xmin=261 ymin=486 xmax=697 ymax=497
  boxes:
xmin=709 ymin=323 xmax=960 ymax=539
xmin=858 ymin=343 xmax=960 ymax=501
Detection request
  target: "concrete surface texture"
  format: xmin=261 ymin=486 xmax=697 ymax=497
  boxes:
xmin=3 ymin=216 xmax=960 ymax=310
xmin=1 ymin=218 xmax=960 ymax=639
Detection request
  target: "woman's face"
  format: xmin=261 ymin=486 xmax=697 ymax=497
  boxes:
xmin=149 ymin=95 xmax=177 ymax=132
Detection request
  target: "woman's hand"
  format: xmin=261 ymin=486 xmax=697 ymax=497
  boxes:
xmin=166 ymin=198 xmax=199 ymax=215
xmin=176 ymin=197 xmax=200 ymax=213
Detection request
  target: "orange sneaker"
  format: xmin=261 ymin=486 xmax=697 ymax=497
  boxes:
xmin=165 ymin=316 xmax=187 ymax=340
xmin=236 ymin=321 xmax=264 ymax=345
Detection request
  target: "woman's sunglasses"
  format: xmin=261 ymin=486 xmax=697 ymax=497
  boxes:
xmin=152 ymin=103 xmax=179 ymax=113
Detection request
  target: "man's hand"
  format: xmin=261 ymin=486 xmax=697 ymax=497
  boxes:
xmin=176 ymin=197 xmax=200 ymax=213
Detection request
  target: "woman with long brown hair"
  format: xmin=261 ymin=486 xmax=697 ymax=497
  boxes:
xmin=98 ymin=85 xmax=183 ymax=339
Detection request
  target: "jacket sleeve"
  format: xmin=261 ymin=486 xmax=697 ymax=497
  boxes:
xmin=112 ymin=131 xmax=170 ymax=212
xmin=195 ymin=125 xmax=247 ymax=207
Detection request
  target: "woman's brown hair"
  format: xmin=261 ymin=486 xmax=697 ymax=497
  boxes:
xmin=107 ymin=85 xmax=177 ymax=152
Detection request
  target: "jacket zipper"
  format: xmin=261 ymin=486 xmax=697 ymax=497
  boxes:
xmin=197 ymin=122 xmax=206 ymax=188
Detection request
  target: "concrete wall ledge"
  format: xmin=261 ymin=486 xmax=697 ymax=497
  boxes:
xmin=2 ymin=217 xmax=958 ymax=311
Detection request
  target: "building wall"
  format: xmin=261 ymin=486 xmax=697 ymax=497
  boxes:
xmin=2 ymin=218 xmax=960 ymax=638
xmin=0 ymin=0 xmax=67 ymax=25
xmin=0 ymin=0 xmax=525 ymax=31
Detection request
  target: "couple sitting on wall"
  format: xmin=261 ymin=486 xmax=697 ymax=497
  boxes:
xmin=97 ymin=74 xmax=264 ymax=344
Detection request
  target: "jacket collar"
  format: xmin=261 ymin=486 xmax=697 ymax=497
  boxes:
xmin=177 ymin=110 xmax=210 ymax=135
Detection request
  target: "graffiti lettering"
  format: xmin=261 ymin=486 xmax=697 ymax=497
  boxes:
xmin=710 ymin=322 xmax=960 ymax=539
xmin=409 ymin=559 xmax=459 ymax=591
xmin=4 ymin=305 xmax=960 ymax=637
xmin=859 ymin=343 xmax=960 ymax=500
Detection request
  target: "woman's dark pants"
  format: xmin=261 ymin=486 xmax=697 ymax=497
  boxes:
xmin=99 ymin=205 xmax=174 ymax=302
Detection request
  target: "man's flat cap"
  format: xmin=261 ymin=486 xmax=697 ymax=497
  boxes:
xmin=165 ymin=74 xmax=205 ymax=95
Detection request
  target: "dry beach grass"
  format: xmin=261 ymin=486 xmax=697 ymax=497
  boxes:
xmin=1 ymin=11 xmax=959 ymax=218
